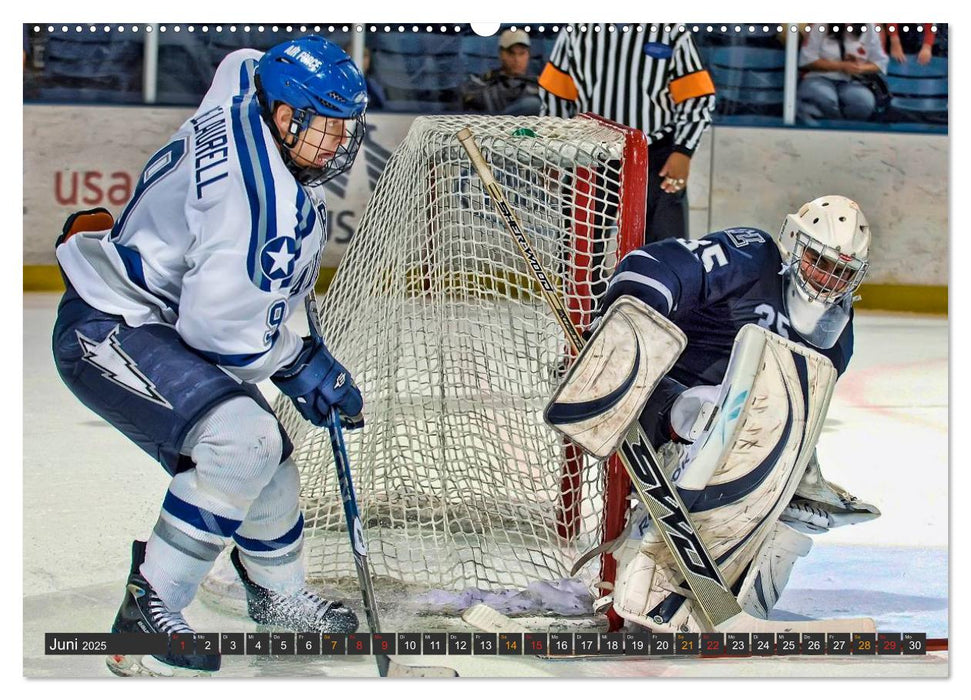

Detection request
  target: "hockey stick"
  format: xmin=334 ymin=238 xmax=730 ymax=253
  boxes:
xmin=456 ymin=128 xmax=874 ymax=635
xmin=305 ymin=292 xmax=459 ymax=678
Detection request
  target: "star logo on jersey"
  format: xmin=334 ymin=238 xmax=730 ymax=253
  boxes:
xmin=260 ymin=236 xmax=297 ymax=281
xmin=76 ymin=327 xmax=174 ymax=409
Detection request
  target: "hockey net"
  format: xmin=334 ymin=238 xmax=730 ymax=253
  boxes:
xmin=276 ymin=114 xmax=646 ymax=612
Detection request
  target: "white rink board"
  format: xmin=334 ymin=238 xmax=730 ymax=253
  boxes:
xmin=23 ymin=106 xmax=948 ymax=287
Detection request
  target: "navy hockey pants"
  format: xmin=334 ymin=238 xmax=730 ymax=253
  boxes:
xmin=51 ymin=282 xmax=292 ymax=476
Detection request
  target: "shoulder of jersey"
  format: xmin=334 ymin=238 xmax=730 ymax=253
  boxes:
xmin=216 ymin=48 xmax=264 ymax=75
xmin=711 ymin=227 xmax=779 ymax=266
xmin=711 ymin=227 xmax=774 ymax=247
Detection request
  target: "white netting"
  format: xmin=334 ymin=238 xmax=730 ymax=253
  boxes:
xmin=277 ymin=115 xmax=642 ymax=604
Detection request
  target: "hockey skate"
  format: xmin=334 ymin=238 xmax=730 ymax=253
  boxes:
xmin=230 ymin=546 xmax=359 ymax=633
xmin=106 ymin=540 xmax=220 ymax=677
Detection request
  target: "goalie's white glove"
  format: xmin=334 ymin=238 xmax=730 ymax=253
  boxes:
xmin=668 ymin=384 xmax=720 ymax=443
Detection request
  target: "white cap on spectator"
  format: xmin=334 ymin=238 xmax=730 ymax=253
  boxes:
xmin=499 ymin=29 xmax=531 ymax=49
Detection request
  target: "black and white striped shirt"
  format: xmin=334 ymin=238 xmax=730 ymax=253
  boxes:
xmin=539 ymin=24 xmax=715 ymax=155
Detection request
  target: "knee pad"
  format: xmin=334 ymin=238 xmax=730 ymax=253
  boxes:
xmin=184 ymin=396 xmax=284 ymax=502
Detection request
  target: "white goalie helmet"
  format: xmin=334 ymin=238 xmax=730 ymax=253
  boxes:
xmin=777 ymin=195 xmax=871 ymax=349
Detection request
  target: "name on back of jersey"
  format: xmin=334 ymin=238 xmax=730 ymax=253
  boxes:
xmin=191 ymin=105 xmax=230 ymax=200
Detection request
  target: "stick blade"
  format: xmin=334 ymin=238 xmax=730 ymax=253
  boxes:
xmin=462 ymin=603 xmax=531 ymax=633
xmin=387 ymin=660 xmax=459 ymax=678
xmin=719 ymin=610 xmax=877 ymax=634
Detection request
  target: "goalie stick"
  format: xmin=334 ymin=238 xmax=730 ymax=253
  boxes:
xmin=456 ymin=127 xmax=875 ymax=636
xmin=305 ymin=291 xmax=459 ymax=678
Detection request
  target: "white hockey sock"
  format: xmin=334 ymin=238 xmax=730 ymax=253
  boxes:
xmin=234 ymin=459 xmax=306 ymax=594
xmin=142 ymin=534 xmax=221 ymax=612
xmin=141 ymin=396 xmax=286 ymax=610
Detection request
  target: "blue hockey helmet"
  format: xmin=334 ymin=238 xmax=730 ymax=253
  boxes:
xmin=255 ymin=36 xmax=368 ymax=186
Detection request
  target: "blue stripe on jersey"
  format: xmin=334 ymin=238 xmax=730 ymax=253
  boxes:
xmin=162 ymin=490 xmax=242 ymax=537
xmin=191 ymin=342 xmax=274 ymax=368
xmin=233 ymin=514 xmax=304 ymax=552
xmin=294 ymin=186 xmax=317 ymax=242
xmin=231 ymin=92 xmax=280 ymax=292
xmin=238 ymin=57 xmax=257 ymax=94
xmin=113 ymin=242 xmax=147 ymax=289
xmin=608 ymin=271 xmax=675 ymax=315
xmin=606 ymin=249 xmax=678 ymax=315
xmin=112 ymin=242 xmax=179 ymax=312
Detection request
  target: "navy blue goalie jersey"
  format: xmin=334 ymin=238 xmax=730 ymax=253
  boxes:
xmin=601 ymin=227 xmax=854 ymax=387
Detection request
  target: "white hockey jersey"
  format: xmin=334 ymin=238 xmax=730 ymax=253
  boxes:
xmin=57 ymin=50 xmax=328 ymax=384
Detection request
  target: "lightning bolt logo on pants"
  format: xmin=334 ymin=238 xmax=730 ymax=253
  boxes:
xmin=76 ymin=326 xmax=174 ymax=409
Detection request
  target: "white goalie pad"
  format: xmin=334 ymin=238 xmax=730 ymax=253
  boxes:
xmin=544 ymin=296 xmax=686 ymax=459
xmin=613 ymin=324 xmax=838 ymax=632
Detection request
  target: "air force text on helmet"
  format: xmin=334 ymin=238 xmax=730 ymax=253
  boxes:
xmin=284 ymin=45 xmax=323 ymax=73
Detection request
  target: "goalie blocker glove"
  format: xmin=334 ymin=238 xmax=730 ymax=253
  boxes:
xmin=272 ymin=336 xmax=364 ymax=429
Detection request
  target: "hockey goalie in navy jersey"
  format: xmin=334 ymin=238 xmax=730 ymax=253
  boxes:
xmin=52 ymin=37 xmax=368 ymax=676
xmin=590 ymin=195 xmax=882 ymax=633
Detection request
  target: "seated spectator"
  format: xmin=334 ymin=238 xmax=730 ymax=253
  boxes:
xmin=884 ymin=24 xmax=934 ymax=66
xmin=460 ymin=29 xmax=540 ymax=115
xmin=797 ymin=24 xmax=890 ymax=125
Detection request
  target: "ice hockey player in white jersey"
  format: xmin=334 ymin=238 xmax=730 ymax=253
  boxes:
xmin=598 ymin=196 xmax=882 ymax=632
xmin=52 ymin=36 xmax=368 ymax=676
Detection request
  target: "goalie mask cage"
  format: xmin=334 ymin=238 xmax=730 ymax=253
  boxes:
xmin=277 ymin=113 xmax=646 ymax=606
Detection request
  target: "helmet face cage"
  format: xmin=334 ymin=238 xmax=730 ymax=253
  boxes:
xmin=790 ymin=230 xmax=869 ymax=304
xmin=254 ymin=36 xmax=368 ymax=187
xmin=282 ymin=109 xmax=366 ymax=187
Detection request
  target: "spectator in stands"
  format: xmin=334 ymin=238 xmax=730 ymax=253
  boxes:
xmin=797 ymin=24 xmax=890 ymax=125
xmin=460 ymin=29 xmax=541 ymax=116
xmin=932 ymin=24 xmax=948 ymax=58
xmin=884 ymin=24 xmax=934 ymax=65
xmin=343 ymin=45 xmax=386 ymax=111
xmin=539 ymin=24 xmax=715 ymax=245
xmin=361 ymin=47 xmax=387 ymax=111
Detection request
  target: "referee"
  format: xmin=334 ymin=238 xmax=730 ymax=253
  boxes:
xmin=539 ymin=24 xmax=715 ymax=244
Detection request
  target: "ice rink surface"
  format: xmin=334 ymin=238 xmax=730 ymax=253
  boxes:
xmin=22 ymin=293 xmax=948 ymax=679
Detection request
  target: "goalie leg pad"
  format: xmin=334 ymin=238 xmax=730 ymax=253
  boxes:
xmin=613 ymin=324 xmax=837 ymax=632
xmin=736 ymin=521 xmax=812 ymax=618
xmin=544 ymin=295 xmax=686 ymax=458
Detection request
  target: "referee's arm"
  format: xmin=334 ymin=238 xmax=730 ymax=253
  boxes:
xmin=538 ymin=30 xmax=579 ymax=118
xmin=668 ymin=32 xmax=716 ymax=156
